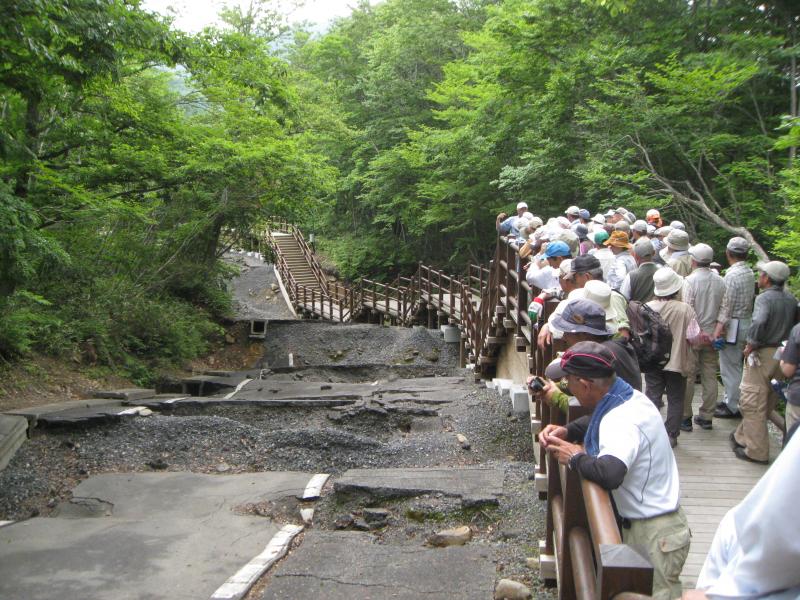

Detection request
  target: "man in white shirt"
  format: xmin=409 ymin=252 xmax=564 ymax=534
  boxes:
xmin=538 ymin=342 xmax=690 ymax=600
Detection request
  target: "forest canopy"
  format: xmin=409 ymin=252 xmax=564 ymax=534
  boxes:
xmin=1 ymin=0 xmax=798 ymax=377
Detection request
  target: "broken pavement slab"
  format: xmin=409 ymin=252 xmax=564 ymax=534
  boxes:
xmin=0 ymin=471 xmax=318 ymax=600
xmin=133 ymin=377 xmax=471 ymax=411
xmin=0 ymin=415 xmax=28 ymax=471
xmin=261 ymin=531 xmax=495 ymax=600
xmin=92 ymin=388 xmax=156 ymax=402
xmin=334 ymin=466 xmax=505 ymax=507
xmin=5 ymin=399 xmax=150 ymax=428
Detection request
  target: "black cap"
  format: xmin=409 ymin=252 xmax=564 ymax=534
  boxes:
xmin=572 ymin=254 xmax=601 ymax=274
xmin=545 ymin=341 xmax=616 ymax=379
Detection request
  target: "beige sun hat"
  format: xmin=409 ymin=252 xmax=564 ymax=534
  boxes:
xmin=582 ymin=279 xmax=621 ymax=323
xmin=653 ymin=267 xmax=684 ymax=297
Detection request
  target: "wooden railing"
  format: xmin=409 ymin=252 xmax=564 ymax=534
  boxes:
xmin=538 ymin=398 xmax=654 ymax=599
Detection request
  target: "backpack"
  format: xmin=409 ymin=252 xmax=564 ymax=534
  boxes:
xmin=626 ymin=300 xmax=672 ymax=373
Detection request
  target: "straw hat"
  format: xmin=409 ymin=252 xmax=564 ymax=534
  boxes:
xmin=603 ymin=230 xmax=632 ymax=249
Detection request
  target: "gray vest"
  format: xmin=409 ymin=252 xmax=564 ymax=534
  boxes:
xmin=628 ymin=262 xmax=658 ymax=303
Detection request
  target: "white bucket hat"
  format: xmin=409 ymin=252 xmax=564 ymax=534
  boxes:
xmin=653 ymin=268 xmax=684 ymax=297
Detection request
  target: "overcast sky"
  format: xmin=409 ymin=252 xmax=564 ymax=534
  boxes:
xmin=140 ymin=0 xmax=363 ymax=33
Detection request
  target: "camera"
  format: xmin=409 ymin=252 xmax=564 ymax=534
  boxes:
xmin=528 ymin=376 xmax=547 ymax=393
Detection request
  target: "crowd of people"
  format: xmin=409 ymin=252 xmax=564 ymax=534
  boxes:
xmin=495 ymin=202 xmax=799 ymax=600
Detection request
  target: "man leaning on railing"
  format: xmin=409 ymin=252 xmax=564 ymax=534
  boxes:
xmin=535 ymin=342 xmax=690 ymax=600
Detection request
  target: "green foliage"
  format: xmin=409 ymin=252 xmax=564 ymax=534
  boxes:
xmin=0 ymin=0 xmax=334 ymax=378
xmin=3 ymin=0 xmax=800 ymax=375
xmin=0 ymin=292 xmax=61 ymax=358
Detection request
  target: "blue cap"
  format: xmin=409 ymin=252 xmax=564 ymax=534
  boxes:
xmin=544 ymin=240 xmax=571 ymax=258
xmin=578 ymin=208 xmax=590 ymax=220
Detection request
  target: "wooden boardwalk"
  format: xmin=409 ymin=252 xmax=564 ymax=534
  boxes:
xmin=675 ymin=391 xmax=779 ymax=588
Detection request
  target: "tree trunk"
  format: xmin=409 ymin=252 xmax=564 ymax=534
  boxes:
xmin=790 ymin=18 xmax=797 ymax=168
xmin=14 ymin=92 xmax=41 ymax=198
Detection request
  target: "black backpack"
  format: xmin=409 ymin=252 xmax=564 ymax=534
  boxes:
xmin=626 ymin=300 xmax=672 ymax=373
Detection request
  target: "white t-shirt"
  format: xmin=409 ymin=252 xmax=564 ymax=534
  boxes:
xmin=598 ymin=390 xmax=680 ymax=519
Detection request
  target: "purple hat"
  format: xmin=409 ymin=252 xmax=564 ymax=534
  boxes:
xmin=545 ymin=341 xmax=616 ymax=380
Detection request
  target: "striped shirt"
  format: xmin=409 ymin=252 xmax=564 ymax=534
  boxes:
xmin=716 ymin=261 xmax=755 ymax=325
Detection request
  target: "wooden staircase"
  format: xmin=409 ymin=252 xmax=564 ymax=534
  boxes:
xmin=271 ymin=232 xmax=326 ymax=293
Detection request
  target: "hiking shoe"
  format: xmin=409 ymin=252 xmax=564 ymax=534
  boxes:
xmin=729 ymin=432 xmax=744 ymax=449
xmin=679 ymin=418 xmax=693 ymax=432
xmin=714 ymin=405 xmax=741 ymax=419
xmin=694 ymin=416 xmax=713 ymax=430
xmin=733 ymin=446 xmax=768 ymax=465
xmin=669 ymin=436 xmax=678 ymax=448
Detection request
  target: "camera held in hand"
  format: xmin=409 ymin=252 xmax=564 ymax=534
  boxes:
xmin=528 ymin=376 xmax=547 ymax=393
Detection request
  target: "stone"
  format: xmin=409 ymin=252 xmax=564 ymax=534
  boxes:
xmin=216 ymin=463 xmax=231 ymax=473
xmin=225 ymin=333 xmax=236 ymax=344
xmin=456 ymin=433 xmax=471 ymax=450
xmin=334 ymin=514 xmax=353 ymax=530
xmin=499 ymin=528 xmax=523 ymax=541
xmin=362 ymin=508 xmax=390 ymax=524
xmin=270 ymin=283 xmax=279 ymax=292
xmin=300 ymin=508 xmax=315 ymax=525
xmin=525 ymin=557 xmax=539 ymax=569
xmin=138 ymin=408 xmax=153 ymax=417
xmin=352 ymin=518 xmax=370 ymax=531
xmin=426 ymin=525 xmax=471 ymax=547
xmin=494 ymin=579 xmax=532 ymax=600
xmin=146 ymin=458 xmax=168 ymax=470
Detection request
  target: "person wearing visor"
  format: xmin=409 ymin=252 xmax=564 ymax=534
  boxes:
xmin=536 ymin=341 xmax=690 ymax=600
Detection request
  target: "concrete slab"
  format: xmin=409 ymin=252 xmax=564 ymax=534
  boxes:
xmin=92 ymin=388 xmax=156 ymax=401
xmin=510 ymin=386 xmax=529 ymax=415
xmin=0 ymin=471 xmax=316 ymax=600
xmin=6 ymin=399 xmax=136 ymax=427
xmin=261 ymin=531 xmax=495 ymax=600
xmin=334 ymin=467 xmax=505 ymax=507
xmin=0 ymin=415 xmax=28 ymax=471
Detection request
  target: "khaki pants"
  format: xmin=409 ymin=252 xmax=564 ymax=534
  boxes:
xmin=623 ymin=507 xmax=691 ymax=600
xmin=734 ymin=346 xmax=780 ymax=462
xmin=684 ymin=347 xmax=719 ymax=420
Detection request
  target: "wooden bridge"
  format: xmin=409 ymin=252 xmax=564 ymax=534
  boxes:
xmin=263 ymin=220 xmax=775 ymax=599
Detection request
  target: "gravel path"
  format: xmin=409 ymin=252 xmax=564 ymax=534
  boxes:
xmin=226 ymin=252 xmax=296 ymax=321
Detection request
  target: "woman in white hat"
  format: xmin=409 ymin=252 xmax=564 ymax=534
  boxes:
xmin=645 ymin=268 xmax=698 ymax=447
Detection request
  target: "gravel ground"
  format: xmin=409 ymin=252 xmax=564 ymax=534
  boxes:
xmin=225 ymin=252 xmax=296 ymax=321
xmin=262 ymin=321 xmax=458 ymax=369
xmin=0 ymin=321 xmax=554 ymax=597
